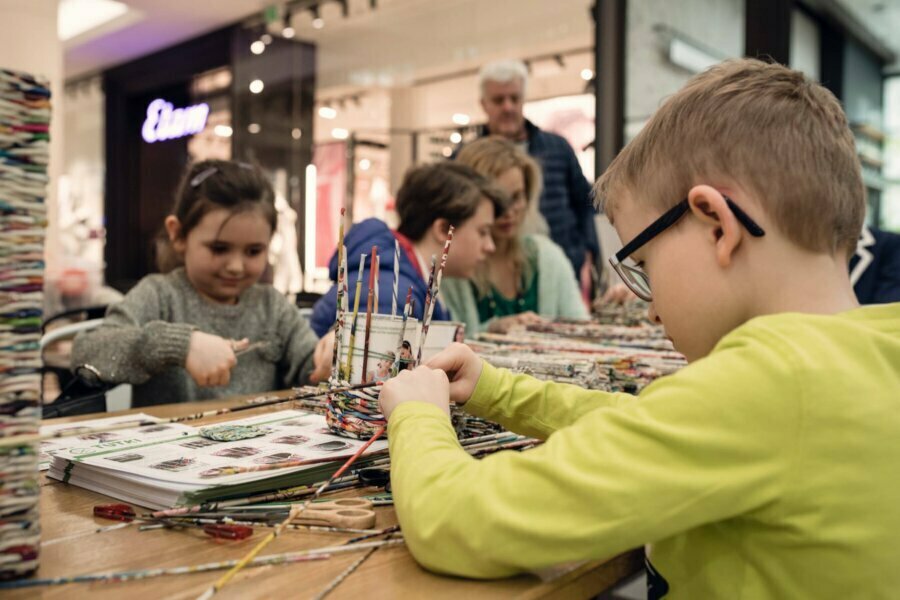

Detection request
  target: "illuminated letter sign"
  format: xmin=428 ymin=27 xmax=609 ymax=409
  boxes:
xmin=141 ymin=98 xmax=210 ymax=143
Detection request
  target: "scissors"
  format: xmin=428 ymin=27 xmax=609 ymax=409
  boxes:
xmin=292 ymin=498 xmax=376 ymax=529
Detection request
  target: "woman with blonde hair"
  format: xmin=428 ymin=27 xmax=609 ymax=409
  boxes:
xmin=443 ymin=136 xmax=588 ymax=334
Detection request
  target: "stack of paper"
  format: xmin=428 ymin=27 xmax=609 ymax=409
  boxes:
xmin=47 ymin=410 xmax=388 ymax=510
xmin=0 ymin=67 xmax=50 ymax=579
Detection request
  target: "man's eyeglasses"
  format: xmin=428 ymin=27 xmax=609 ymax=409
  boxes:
xmin=608 ymin=196 xmax=766 ymax=301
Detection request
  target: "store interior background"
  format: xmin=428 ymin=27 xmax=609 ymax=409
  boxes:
xmin=2 ymin=0 xmax=899 ymax=319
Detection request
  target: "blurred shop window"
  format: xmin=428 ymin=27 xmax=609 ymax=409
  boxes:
xmin=883 ymin=76 xmax=900 ymax=233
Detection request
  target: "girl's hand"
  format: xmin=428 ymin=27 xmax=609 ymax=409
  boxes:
xmin=487 ymin=311 xmax=545 ymax=334
xmin=596 ymin=283 xmax=637 ymax=307
xmin=423 ymin=342 xmax=484 ymax=406
xmin=309 ymin=331 xmax=334 ymax=384
xmin=185 ymin=332 xmax=246 ymax=387
xmin=379 ymin=366 xmax=451 ymax=420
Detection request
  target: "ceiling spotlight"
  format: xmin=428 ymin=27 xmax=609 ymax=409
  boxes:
xmin=312 ymin=17 xmax=325 ymax=29
xmin=249 ymin=79 xmax=264 ymax=94
xmin=451 ymin=113 xmax=470 ymax=126
xmin=250 ymin=40 xmax=265 ymax=55
xmin=318 ymin=106 xmax=337 ymax=119
xmin=581 ymin=68 xmax=594 ymax=81
xmin=359 ymin=158 xmax=371 ymax=171
xmin=260 ymin=33 xmax=273 ymax=45
xmin=283 ymin=26 xmax=295 ymax=38
xmin=214 ymin=125 xmax=233 ymax=138
xmin=292 ymin=128 xmax=302 ymax=140
xmin=248 ymin=123 xmax=261 ymax=134
xmin=331 ymin=128 xmax=349 ymax=140
xmin=441 ymin=147 xmax=453 ymax=158
xmin=449 ymin=132 xmax=462 ymax=144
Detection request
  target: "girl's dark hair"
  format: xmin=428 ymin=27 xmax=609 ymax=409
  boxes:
xmin=157 ymin=160 xmax=277 ymax=272
xmin=395 ymin=162 xmax=509 ymax=241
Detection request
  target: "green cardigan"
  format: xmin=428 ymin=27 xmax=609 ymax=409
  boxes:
xmin=441 ymin=234 xmax=589 ymax=334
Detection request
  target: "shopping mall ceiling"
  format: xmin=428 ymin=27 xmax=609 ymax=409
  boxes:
xmin=63 ymin=0 xmax=900 ymax=80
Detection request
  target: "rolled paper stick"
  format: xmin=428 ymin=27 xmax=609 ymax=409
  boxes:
xmin=373 ymin=254 xmax=380 ymax=314
xmin=332 ymin=254 xmax=349 ymax=384
xmin=394 ymin=286 xmax=413 ymax=373
xmin=330 ymin=253 xmax=346 ymax=383
xmin=415 ymin=254 xmax=438 ymax=366
xmin=417 ymin=227 xmax=455 ymax=366
xmin=344 ymin=253 xmax=367 ymax=381
xmin=194 ymin=426 xmax=387 ymax=600
xmin=361 ymin=246 xmax=378 ymax=381
xmin=391 ymin=239 xmax=400 ymax=317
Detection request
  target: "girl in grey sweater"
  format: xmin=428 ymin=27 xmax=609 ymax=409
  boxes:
xmin=71 ymin=160 xmax=331 ymax=407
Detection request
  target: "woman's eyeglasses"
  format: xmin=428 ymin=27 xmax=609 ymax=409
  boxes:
xmin=608 ymin=196 xmax=765 ymax=301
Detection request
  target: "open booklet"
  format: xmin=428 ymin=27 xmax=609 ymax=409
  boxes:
xmin=47 ymin=410 xmax=388 ymax=510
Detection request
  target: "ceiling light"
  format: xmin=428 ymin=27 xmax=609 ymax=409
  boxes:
xmin=260 ymin=33 xmax=273 ymax=44
xmin=282 ymin=26 xmax=295 ymax=38
xmin=58 ymin=0 xmax=130 ymax=41
xmin=581 ymin=68 xmax=593 ymax=81
xmin=249 ymin=79 xmax=264 ymax=94
xmin=248 ymin=123 xmax=261 ymax=134
xmin=214 ymin=125 xmax=233 ymax=138
xmin=449 ymin=132 xmax=462 ymax=144
xmin=250 ymin=40 xmax=265 ymax=55
xmin=359 ymin=158 xmax=371 ymax=171
xmin=452 ymin=113 xmax=470 ymax=126
xmin=331 ymin=128 xmax=349 ymax=140
xmin=312 ymin=18 xmax=325 ymax=29
xmin=318 ymin=106 xmax=337 ymax=119
xmin=441 ymin=147 xmax=453 ymax=158
xmin=292 ymin=128 xmax=302 ymax=140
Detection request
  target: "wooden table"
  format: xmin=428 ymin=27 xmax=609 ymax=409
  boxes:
xmin=14 ymin=395 xmax=642 ymax=599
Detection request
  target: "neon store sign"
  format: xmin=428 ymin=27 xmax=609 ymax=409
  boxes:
xmin=141 ymin=98 xmax=209 ymax=143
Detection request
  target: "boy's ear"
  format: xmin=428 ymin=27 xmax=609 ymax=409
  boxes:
xmin=429 ymin=218 xmax=451 ymax=243
xmin=686 ymin=185 xmax=743 ymax=268
xmin=164 ymin=215 xmax=187 ymax=253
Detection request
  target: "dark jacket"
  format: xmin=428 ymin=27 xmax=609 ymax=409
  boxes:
xmin=466 ymin=119 xmax=600 ymax=273
xmin=310 ymin=218 xmax=451 ymax=337
xmin=850 ymin=226 xmax=900 ymax=305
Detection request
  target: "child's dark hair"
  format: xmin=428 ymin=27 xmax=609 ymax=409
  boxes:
xmin=157 ymin=160 xmax=277 ymax=272
xmin=395 ymin=162 xmax=509 ymax=242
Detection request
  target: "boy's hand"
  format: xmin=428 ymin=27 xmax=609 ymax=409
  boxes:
xmin=186 ymin=332 xmax=245 ymax=387
xmin=425 ymin=343 xmax=484 ymax=406
xmin=379 ymin=367 xmax=450 ymax=420
xmin=309 ymin=331 xmax=334 ymax=384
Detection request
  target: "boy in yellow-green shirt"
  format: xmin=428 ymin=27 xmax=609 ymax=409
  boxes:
xmin=379 ymin=58 xmax=900 ymax=599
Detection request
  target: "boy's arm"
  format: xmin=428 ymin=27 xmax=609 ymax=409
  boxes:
xmin=465 ymin=362 xmax=635 ymax=439
xmin=389 ymin=333 xmax=799 ymax=579
xmin=70 ymin=280 xmax=193 ymax=385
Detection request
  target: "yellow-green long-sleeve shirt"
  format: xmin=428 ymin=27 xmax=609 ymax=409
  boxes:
xmin=387 ymin=304 xmax=900 ymax=598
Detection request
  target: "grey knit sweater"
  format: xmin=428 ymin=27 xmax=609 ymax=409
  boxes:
xmin=71 ymin=268 xmax=318 ymax=407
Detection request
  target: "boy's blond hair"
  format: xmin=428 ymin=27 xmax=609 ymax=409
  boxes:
xmin=596 ymin=58 xmax=865 ymax=259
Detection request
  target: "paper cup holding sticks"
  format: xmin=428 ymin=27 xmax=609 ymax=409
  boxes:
xmin=327 ymin=313 xmax=421 ymax=439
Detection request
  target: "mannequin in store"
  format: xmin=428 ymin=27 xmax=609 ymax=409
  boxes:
xmin=309 ymin=162 xmax=507 ymax=338
xmin=442 ymin=137 xmax=588 ymax=334
xmin=71 ymin=160 xmax=332 ymax=406
xmin=269 ymin=192 xmax=303 ymax=301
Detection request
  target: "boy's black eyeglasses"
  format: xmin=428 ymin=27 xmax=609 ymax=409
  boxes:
xmin=608 ymin=196 xmax=766 ymax=301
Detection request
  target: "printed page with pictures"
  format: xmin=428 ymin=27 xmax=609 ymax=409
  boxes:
xmin=38 ymin=413 xmax=163 ymax=470
xmin=49 ymin=410 xmax=389 ymax=487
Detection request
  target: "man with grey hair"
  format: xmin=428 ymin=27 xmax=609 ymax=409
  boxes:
xmin=468 ymin=59 xmax=600 ymax=275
